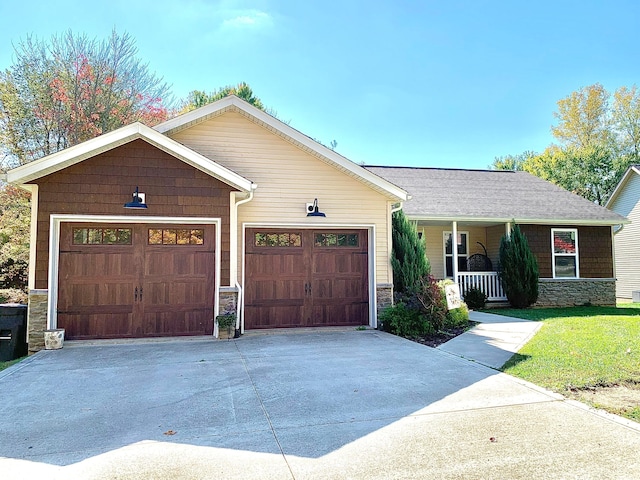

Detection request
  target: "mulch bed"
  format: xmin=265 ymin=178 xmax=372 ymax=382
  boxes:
xmin=410 ymin=322 xmax=478 ymax=348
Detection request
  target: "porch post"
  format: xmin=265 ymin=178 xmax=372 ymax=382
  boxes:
xmin=506 ymin=222 xmax=512 ymax=237
xmin=452 ymin=221 xmax=458 ymax=282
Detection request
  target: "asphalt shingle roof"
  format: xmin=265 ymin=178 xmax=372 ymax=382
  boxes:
xmin=364 ymin=166 xmax=627 ymax=224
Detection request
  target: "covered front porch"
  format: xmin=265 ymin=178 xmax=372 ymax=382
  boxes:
xmin=415 ymin=220 xmax=512 ymax=302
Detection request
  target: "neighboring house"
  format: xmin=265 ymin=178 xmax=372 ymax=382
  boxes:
xmin=606 ymin=165 xmax=640 ymax=300
xmin=5 ymin=96 xmax=407 ymax=351
xmin=365 ymin=166 xmax=628 ymax=307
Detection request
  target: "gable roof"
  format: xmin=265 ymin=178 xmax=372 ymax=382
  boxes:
xmin=365 ymin=166 xmax=628 ymax=225
xmin=5 ymin=122 xmax=256 ymax=192
xmin=154 ymin=95 xmax=408 ymax=202
xmin=605 ymin=164 xmax=640 ymax=208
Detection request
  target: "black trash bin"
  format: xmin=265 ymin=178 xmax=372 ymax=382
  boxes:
xmin=0 ymin=304 xmax=28 ymax=361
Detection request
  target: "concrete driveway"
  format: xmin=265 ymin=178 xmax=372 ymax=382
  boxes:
xmin=1 ymin=330 xmax=639 ymax=479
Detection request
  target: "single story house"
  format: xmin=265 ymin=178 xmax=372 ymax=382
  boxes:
xmin=5 ymin=96 xmax=408 ymax=351
xmin=365 ymin=166 xmax=628 ymax=307
xmin=5 ymin=96 xmax=629 ymax=351
xmin=606 ymin=165 xmax=640 ymax=300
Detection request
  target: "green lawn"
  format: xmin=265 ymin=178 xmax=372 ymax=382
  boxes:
xmin=491 ymin=304 xmax=640 ymax=421
xmin=0 ymin=356 xmax=25 ymax=372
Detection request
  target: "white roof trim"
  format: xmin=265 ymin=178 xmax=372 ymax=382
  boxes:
xmin=406 ymin=214 xmax=629 ymax=226
xmin=605 ymin=165 xmax=640 ymax=208
xmin=154 ymin=95 xmax=408 ymax=201
xmin=5 ymin=122 xmax=255 ymax=192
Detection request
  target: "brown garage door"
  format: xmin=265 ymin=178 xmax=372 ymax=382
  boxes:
xmin=57 ymin=223 xmax=216 ymax=340
xmin=245 ymin=229 xmax=369 ymax=329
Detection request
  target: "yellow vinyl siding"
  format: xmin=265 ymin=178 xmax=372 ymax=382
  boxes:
xmin=170 ymin=111 xmax=392 ymax=285
xmin=610 ymin=172 xmax=640 ymax=298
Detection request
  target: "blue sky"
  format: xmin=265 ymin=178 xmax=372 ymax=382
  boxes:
xmin=1 ymin=0 xmax=639 ymax=169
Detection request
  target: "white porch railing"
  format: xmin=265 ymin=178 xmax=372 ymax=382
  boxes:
xmin=456 ymin=272 xmax=507 ymax=302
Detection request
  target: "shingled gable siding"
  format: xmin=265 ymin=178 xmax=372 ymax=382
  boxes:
xmin=519 ymin=224 xmax=615 ymax=307
xmin=26 ymin=140 xmax=234 ymax=348
xmin=170 ymin=111 xmax=394 ymax=291
xmin=519 ymin=225 xmax=613 ymax=278
xmin=31 ymin=139 xmax=234 ymax=289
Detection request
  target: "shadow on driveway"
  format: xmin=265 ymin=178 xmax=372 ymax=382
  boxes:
xmin=1 ymin=330 xmax=639 ymax=479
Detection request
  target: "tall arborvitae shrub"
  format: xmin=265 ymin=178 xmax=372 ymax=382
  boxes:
xmin=391 ymin=210 xmax=430 ymax=293
xmin=498 ymin=225 xmax=539 ymax=308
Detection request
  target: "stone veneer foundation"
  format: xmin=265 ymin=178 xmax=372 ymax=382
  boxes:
xmin=376 ymin=283 xmax=393 ymax=313
xmin=535 ymin=278 xmax=616 ymax=307
xmin=27 ymin=289 xmax=48 ymax=353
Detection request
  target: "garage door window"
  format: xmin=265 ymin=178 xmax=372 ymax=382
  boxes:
xmin=254 ymin=232 xmax=302 ymax=247
xmin=73 ymin=227 xmax=132 ymax=245
xmin=314 ymin=233 xmax=359 ymax=247
xmin=148 ymin=228 xmax=204 ymax=245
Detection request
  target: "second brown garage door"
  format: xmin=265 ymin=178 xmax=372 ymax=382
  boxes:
xmin=244 ymin=228 xmax=369 ymax=329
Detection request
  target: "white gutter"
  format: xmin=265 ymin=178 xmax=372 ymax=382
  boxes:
xmin=231 ymin=189 xmax=254 ymax=335
xmin=391 ymin=202 xmax=404 ymax=213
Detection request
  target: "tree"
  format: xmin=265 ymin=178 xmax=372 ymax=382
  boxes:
xmin=390 ymin=210 xmax=430 ymax=294
xmin=612 ymin=85 xmax=640 ymax=163
xmin=490 ymin=150 xmax=536 ymax=171
xmin=0 ymin=29 xmax=170 ymax=168
xmin=498 ymin=225 xmax=539 ymax=308
xmin=179 ymin=82 xmax=266 ymax=114
xmin=0 ymin=185 xmax=30 ymax=291
xmin=522 ymin=144 xmax=624 ymax=204
xmin=551 ymin=83 xmax=611 ymax=149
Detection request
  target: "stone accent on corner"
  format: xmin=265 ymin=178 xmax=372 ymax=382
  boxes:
xmin=219 ymin=286 xmax=239 ymax=316
xmin=27 ymin=289 xmax=48 ymax=353
xmin=376 ymin=283 xmax=393 ymax=313
xmin=535 ymin=278 xmax=616 ymax=307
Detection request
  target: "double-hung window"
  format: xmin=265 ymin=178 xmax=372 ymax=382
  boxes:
xmin=552 ymin=228 xmax=579 ymax=278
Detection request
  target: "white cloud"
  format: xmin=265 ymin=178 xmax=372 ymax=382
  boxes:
xmin=222 ymin=10 xmax=272 ymax=29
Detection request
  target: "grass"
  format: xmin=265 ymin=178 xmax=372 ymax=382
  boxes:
xmin=0 ymin=356 xmax=26 ymax=372
xmin=491 ymin=304 xmax=640 ymax=421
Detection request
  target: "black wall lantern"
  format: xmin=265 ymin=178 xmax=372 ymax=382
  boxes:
xmin=124 ymin=186 xmax=147 ymax=209
xmin=306 ymin=198 xmax=326 ymax=217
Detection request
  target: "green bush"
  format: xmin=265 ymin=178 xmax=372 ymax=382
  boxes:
xmin=445 ymin=302 xmax=469 ymax=329
xmin=499 ymin=225 xmax=539 ymax=308
xmin=379 ymin=301 xmax=434 ymax=338
xmin=416 ymin=275 xmax=448 ymax=331
xmin=391 ymin=210 xmax=430 ymax=293
xmin=463 ymin=287 xmax=487 ymax=310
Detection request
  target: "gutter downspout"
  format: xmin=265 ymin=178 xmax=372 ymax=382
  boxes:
xmin=232 ymin=188 xmax=255 ymax=335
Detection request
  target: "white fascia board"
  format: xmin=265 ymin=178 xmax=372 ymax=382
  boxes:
xmin=406 ymin=214 xmax=630 ymax=226
xmin=5 ymin=122 xmax=254 ymax=192
xmin=155 ymin=96 xmax=408 ymax=202
xmin=605 ymin=165 xmax=640 ymax=208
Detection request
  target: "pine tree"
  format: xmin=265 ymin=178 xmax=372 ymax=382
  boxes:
xmin=390 ymin=210 xmax=430 ymax=293
xmin=498 ymin=225 xmax=539 ymax=308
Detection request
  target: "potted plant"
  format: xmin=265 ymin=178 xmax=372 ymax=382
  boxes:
xmin=216 ymin=314 xmax=236 ymax=340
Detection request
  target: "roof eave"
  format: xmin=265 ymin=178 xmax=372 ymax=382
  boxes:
xmin=5 ymin=122 xmax=254 ymax=193
xmin=405 ymin=214 xmax=629 ymax=226
xmin=605 ymin=165 xmax=640 ymax=208
xmin=155 ymin=96 xmax=408 ymax=202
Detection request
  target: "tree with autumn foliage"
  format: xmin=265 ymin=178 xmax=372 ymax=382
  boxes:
xmin=490 ymin=83 xmax=640 ymax=204
xmin=0 ymin=29 xmax=170 ymax=168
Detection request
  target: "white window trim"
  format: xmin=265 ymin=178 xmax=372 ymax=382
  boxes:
xmin=443 ymin=231 xmax=469 ymax=278
xmin=551 ymin=228 xmax=580 ymax=279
